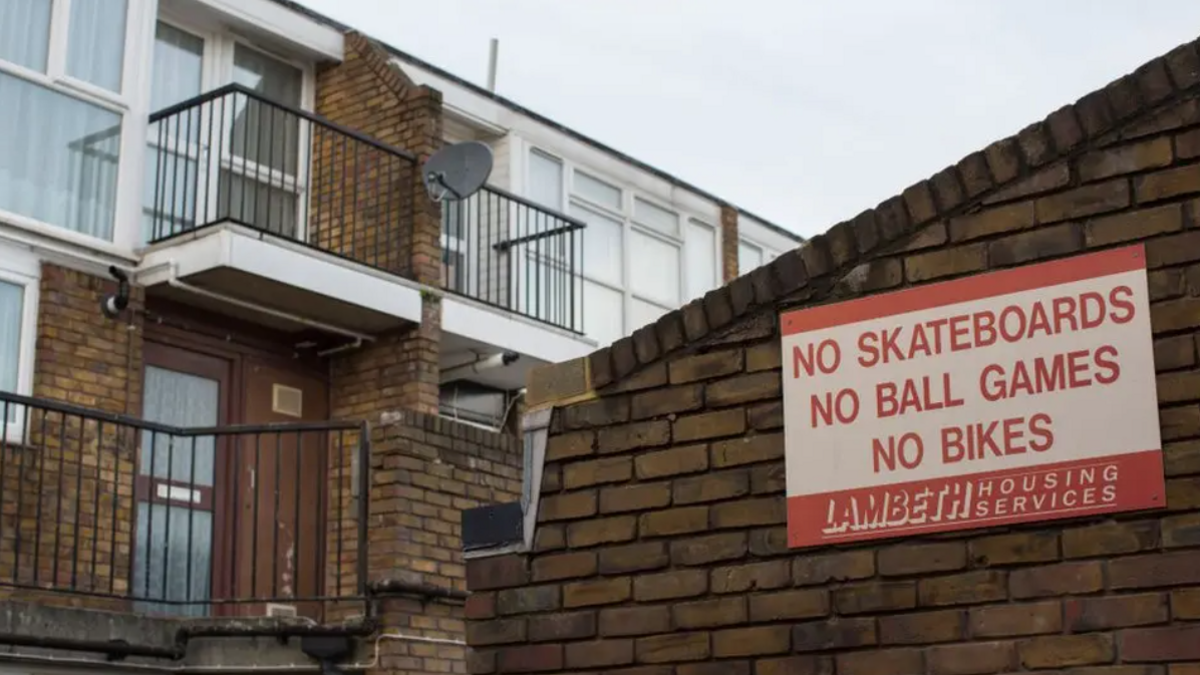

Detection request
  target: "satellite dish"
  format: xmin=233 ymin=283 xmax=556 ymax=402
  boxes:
xmin=423 ymin=141 xmax=493 ymax=202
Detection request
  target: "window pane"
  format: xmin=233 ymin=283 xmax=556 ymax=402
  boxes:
xmin=739 ymin=241 xmax=763 ymax=273
xmin=528 ymin=150 xmax=562 ymax=210
xmin=0 ymin=0 xmax=50 ymax=71
xmin=231 ymin=44 xmax=302 ymax=174
xmin=630 ymin=298 xmax=670 ymax=332
xmin=573 ymin=171 xmax=621 ymax=211
xmin=569 ymin=202 xmax=623 ymax=286
xmin=67 ymin=0 xmax=128 ymax=92
xmin=630 ymin=231 xmax=680 ymax=306
xmin=685 ymin=220 xmax=717 ymax=300
xmin=634 ymin=198 xmax=678 ymax=236
xmin=149 ymin=22 xmax=204 ymax=111
xmin=576 ymin=280 xmax=622 ymax=348
xmin=0 ymin=280 xmax=21 ymax=396
xmin=0 ymin=73 xmax=121 ymax=240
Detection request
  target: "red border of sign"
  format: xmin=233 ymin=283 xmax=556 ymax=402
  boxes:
xmin=781 ymin=244 xmax=1146 ymax=336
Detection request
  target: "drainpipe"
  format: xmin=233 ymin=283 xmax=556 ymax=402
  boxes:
xmin=486 ymin=38 xmax=499 ymax=92
xmin=440 ymin=351 xmax=519 ymax=384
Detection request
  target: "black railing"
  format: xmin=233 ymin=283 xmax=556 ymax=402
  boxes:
xmin=442 ymin=184 xmax=586 ymax=333
xmin=0 ymin=391 xmax=369 ymax=620
xmin=146 ymin=83 xmax=417 ymax=274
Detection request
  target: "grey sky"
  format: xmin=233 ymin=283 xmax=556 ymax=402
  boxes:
xmin=297 ymin=0 xmax=1200 ymax=238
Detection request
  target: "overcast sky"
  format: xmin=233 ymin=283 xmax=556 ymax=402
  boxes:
xmin=298 ymin=0 xmax=1200 ymax=238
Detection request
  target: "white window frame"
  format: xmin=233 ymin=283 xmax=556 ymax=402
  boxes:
xmin=738 ymin=236 xmax=781 ymax=275
xmin=0 ymin=247 xmax=40 ymax=443
xmin=524 ymin=146 xmax=719 ymax=346
xmin=0 ymin=0 xmax=153 ymax=254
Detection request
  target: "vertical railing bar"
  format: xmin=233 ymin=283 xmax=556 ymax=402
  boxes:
xmin=271 ymin=432 xmax=281 ymax=598
xmin=203 ymin=97 xmax=215 ymax=228
xmin=292 ymin=431 xmax=303 ymax=601
xmin=71 ymin=415 xmax=87 ymax=589
xmin=0 ymin=400 xmax=8 ymax=583
xmin=229 ymin=430 xmax=241 ymax=607
xmin=335 ymin=429 xmax=344 ymax=596
xmin=162 ymin=431 xmax=175 ymax=603
xmin=314 ymin=428 xmax=327 ymax=604
xmin=251 ymin=433 xmax=261 ymax=598
xmin=338 ymin=135 xmax=349 ymax=260
xmin=144 ymin=430 xmax=158 ymax=600
xmin=89 ymin=419 xmax=104 ymax=592
xmin=266 ymin=104 xmax=278 ymax=235
xmin=239 ymin=92 xmax=252 ymax=224
xmin=185 ymin=435 xmax=198 ymax=609
xmin=52 ymin=414 xmax=67 ymax=587
xmin=355 ymin=427 xmax=368 ymax=599
xmin=113 ymin=424 xmax=124 ymax=596
xmin=151 ymin=118 xmax=166 ymax=240
xmin=13 ymin=405 xmax=29 ymax=584
xmin=32 ymin=410 xmax=48 ymax=585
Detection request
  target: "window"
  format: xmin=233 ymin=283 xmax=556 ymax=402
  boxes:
xmin=739 ymin=240 xmax=764 ymax=273
xmin=0 ymin=0 xmax=132 ymax=242
xmin=0 ymin=252 xmax=37 ymax=440
xmin=685 ymin=219 xmax=718 ymax=300
xmin=528 ymin=151 xmax=563 ymax=210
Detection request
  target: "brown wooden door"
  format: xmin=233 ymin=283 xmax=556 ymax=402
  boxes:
xmin=230 ymin=358 xmax=329 ymax=618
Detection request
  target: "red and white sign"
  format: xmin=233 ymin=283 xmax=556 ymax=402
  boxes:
xmin=782 ymin=245 xmax=1164 ymax=549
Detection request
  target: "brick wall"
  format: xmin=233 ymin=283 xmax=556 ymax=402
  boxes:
xmin=463 ymin=39 xmax=1200 ymax=674
xmin=366 ymin=410 xmax=523 ymax=675
xmin=720 ymin=205 xmax=739 ymax=284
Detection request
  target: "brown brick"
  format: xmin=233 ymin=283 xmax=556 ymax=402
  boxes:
xmin=711 ymin=560 xmax=790 ymax=594
xmin=675 ymin=408 xmax=745 ymax=442
xmin=1156 ymin=335 xmax=1197 ymax=371
xmin=1135 ymin=164 xmax=1200 ymax=202
xmin=970 ymin=531 xmax=1060 ymax=566
xmin=528 ymin=611 xmax=596 ymax=642
xmin=1148 ymin=231 xmax=1200 ymax=270
xmin=748 ymin=588 xmax=828 ymax=622
xmin=674 ymin=469 xmax=749 ymax=505
xmin=1110 ymin=550 xmax=1200 ymax=589
xmin=567 ymin=515 xmax=637 ymax=548
xmin=989 ymin=221 xmax=1082 ymax=266
xmin=878 ymin=609 xmax=965 ymax=645
xmin=747 ymin=400 xmax=783 ymax=431
xmin=1010 ymin=561 xmax=1104 ymax=598
xmin=1161 ymin=404 xmax=1200 ymax=440
xmin=599 ymin=542 xmax=668 ymax=575
xmin=670 ymin=349 xmax=743 ymax=384
xmin=1035 ymin=180 xmax=1131 ymax=223
xmin=1020 ymin=634 xmax=1115 ymax=668
xmin=1172 ymin=587 xmax=1200 ymax=619
xmin=546 ymin=431 xmax=595 ymax=461
xmin=564 ymin=640 xmax=634 ymax=669
xmin=706 ymin=371 xmax=780 ymax=407
xmin=712 ymin=626 xmax=790 ymax=658
xmin=671 ymin=532 xmax=747 ymax=566
xmin=633 ymin=568 xmax=708 ymax=602
xmin=711 ymin=497 xmax=786 ymax=529
xmin=635 ymin=444 xmax=708 ymax=479
xmin=635 ymin=633 xmax=710 ymax=663
xmin=1066 ymin=593 xmax=1168 ymax=632
xmin=905 ymin=243 xmax=987 ymax=282
xmin=756 ymin=655 xmax=833 ymax=675
xmin=1179 ymin=128 xmax=1200 ymax=159
xmin=749 ymin=462 xmax=785 ymax=495
xmin=710 ymin=433 xmax=781 ymax=467
xmin=598 ymin=606 xmax=671 ymax=637
xmin=1165 ymin=440 xmax=1200 ymax=477
xmin=465 ymin=593 xmax=496 ymax=620
xmin=539 ymin=490 xmax=597 ymax=522
xmin=497 ymin=585 xmax=561 ymax=615
xmin=1063 ymin=520 xmax=1159 ymax=558
xmin=834 ymin=581 xmax=916 ymax=615
xmin=793 ymin=549 xmax=875 ymax=585
xmin=919 ymin=570 xmax=1006 ymax=606
xmin=467 ymin=649 xmax=495 ymax=675
xmin=1086 ymin=203 xmax=1183 ymax=247
xmin=878 ymin=542 xmax=967 ymax=576
xmin=930 ymin=642 xmax=1017 ymax=675
xmin=948 ymin=202 xmax=1035 ymax=241
xmin=560 ymin=397 xmax=630 ymax=430
xmin=563 ymin=456 xmax=632 ymax=489
xmin=745 ymin=342 xmax=781 ymax=372
xmin=1164 ymin=513 xmax=1200 ymax=548
xmin=1150 ymin=268 xmax=1187 ymax=301
xmin=792 ymin=617 xmax=877 ymax=652
xmin=677 ymin=663 xmax=750 ymax=675
xmin=563 ymin=577 xmax=631 ymax=608
xmin=1078 ymin=137 xmax=1173 ymax=181
xmin=971 ymin=602 xmax=1061 ymax=637
xmin=599 ymin=483 xmax=672 ymax=514
xmin=468 ymin=618 xmax=527 ymax=646
xmin=1167 ymin=475 xmax=1200 ymax=510
xmin=497 ymin=644 xmax=563 ymax=673
xmin=534 ymin=524 xmax=565 ymax=552
xmin=630 ymin=384 xmax=704 ymax=420
xmin=673 ymin=596 xmax=748 ymax=629
xmin=837 ymin=648 xmax=924 ymax=675
xmin=597 ymin=420 xmax=671 ymax=454
xmin=467 ymin=555 xmax=528 ymax=591
xmin=985 ymin=162 xmax=1069 ymax=203
xmin=1119 ymin=625 xmax=1200 ymax=662
xmin=640 ymin=506 xmax=709 ymax=537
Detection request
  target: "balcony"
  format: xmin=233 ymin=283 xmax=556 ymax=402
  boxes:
xmin=0 ymin=391 xmax=368 ymax=621
xmin=139 ymin=84 xmax=586 ymax=341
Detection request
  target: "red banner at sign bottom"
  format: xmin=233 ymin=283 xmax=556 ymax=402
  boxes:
xmin=787 ymin=450 xmax=1164 ymax=549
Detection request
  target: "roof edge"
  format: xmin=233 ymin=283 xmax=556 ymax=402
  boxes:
xmin=525 ymin=33 xmax=1200 ymax=408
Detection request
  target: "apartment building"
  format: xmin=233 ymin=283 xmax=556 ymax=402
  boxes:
xmin=0 ymin=0 xmax=799 ymax=672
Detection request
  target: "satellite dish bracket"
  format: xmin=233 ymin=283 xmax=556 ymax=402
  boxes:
xmin=421 ymin=142 xmax=494 ymax=203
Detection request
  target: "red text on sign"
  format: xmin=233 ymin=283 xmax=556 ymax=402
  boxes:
xmin=979 ymin=346 xmax=1121 ymax=402
xmin=876 ymin=373 xmax=964 ymax=419
xmin=941 ymin=412 xmax=1054 ymax=463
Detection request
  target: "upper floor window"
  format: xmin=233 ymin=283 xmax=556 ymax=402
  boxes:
xmin=739 ymin=238 xmax=781 ymax=275
xmin=0 ymin=0 xmax=132 ymax=242
xmin=0 ymin=248 xmax=37 ymax=439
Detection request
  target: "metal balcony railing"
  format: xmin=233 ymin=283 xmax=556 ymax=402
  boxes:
xmin=0 ymin=391 xmax=368 ymax=619
xmin=146 ymin=83 xmax=417 ymax=274
xmin=442 ymin=185 xmax=586 ymax=333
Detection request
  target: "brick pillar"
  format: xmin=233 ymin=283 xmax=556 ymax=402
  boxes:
xmin=720 ymin=204 xmax=739 ymax=282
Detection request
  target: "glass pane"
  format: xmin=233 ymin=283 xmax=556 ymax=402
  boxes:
xmin=569 ymin=202 xmax=623 ymax=286
xmin=685 ymin=220 xmax=717 ymax=300
xmin=739 ymin=241 xmax=763 ymax=273
xmin=573 ymin=171 xmax=621 ymax=211
xmin=140 ymin=366 xmax=217 ymax=487
xmin=527 ymin=150 xmax=562 ymax=210
xmin=66 ymin=0 xmax=128 ymax=92
xmin=149 ymin=22 xmax=204 ymax=111
xmin=0 ymin=73 xmax=121 ymax=239
xmin=0 ymin=0 xmax=50 ymax=71
xmin=231 ymin=45 xmax=302 ymax=174
xmin=630 ymin=298 xmax=670 ymax=332
xmin=217 ymin=169 xmax=299 ymax=237
xmin=0 ymin=280 xmax=21 ymax=425
xmin=630 ymin=230 xmax=680 ymax=306
xmin=134 ymin=504 xmax=211 ymax=615
xmin=142 ymin=147 xmax=199 ymax=243
xmin=575 ymin=280 xmax=623 ymax=347
xmin=634 ymin=198 xmax=678 ymax=236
